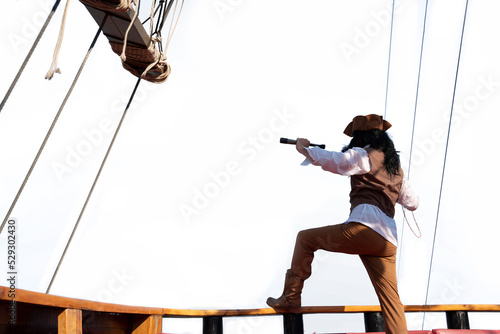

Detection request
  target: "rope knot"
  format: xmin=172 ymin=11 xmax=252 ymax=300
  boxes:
xmin=45 ymin=68 xmax=61 ymax=80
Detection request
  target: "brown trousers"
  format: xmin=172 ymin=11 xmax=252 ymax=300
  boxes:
xmin=290 ymin=222 xmax=407 ymax=334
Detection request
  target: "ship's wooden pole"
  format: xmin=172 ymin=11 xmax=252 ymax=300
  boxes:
xmin=283 ymin=313 xmax=303 ymax=334
xmin=203 ymin=316 xmax=223 ymax=334
xmin=446 ymin=311 xmax=470 ymax=329
xmin=58 ymin=309 xmax=82 ymax=334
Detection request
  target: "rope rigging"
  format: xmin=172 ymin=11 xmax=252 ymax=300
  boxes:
xmin=0 ymin=0 xmax=185 ymax=295
xmin=45 ymin=0 xmax=72 ymax=80
xmin=383 ymin=0 xmax=395 ymax=119
xmin=0 ymin=0 xmax=62 ymax=114
xmin=422 ymin=0 xmax=470 ymax=329
xmin=1 ymin=0 xmax=185 ymax=235
xmin=47 ymin=77 xmax=142 ymax=293
xmin=45 ymin=0 xmax=184 ymax=291
xmin=0 ymin=16 xmax=108 ymax=235
xmin=382 ymin=0 xmax=422 ymax=245
xmin=397 ymin=0 xmax=430 ymax=278
xmin=1 ymin=2 xmax=473 ymax=322
xmin=383 ymin=1 xmax=469 ymax=329
xmin=78 ymin=0 xmax=134 ymax=12
xmin=81 ymin=0 xmax=185 ymax=83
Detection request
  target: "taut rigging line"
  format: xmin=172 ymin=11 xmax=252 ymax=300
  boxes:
xmin=0 ymin=16 xmax=108 ymax=235
xmin=46 ymin=76 xmax=142 ymax=293
xmin=0 ymin=0 xmax=62 ymax=114
xmin=46 ymin=0 xmax=185 ymax=292
xmin=422 ymin=0 xmax=470 ymax=329
xmin=383 ymin=0 xmax=395 ymax=119
xmin=397 ymin=0 xmax=430 ymax=278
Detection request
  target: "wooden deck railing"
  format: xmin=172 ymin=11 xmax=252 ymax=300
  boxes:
xmin=1 ymin=285 xmax=499 ymax=333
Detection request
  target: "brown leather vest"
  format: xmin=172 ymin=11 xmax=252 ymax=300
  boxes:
xmin=349 ymin=148 xmax=403 ymax=218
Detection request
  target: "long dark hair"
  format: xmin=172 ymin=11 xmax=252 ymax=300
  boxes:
xmin=341 ymin=129 xmax=401 ymax=176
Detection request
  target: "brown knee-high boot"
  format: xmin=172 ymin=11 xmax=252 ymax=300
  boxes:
xmin=266 ymin=270 xmax=304 ymax=313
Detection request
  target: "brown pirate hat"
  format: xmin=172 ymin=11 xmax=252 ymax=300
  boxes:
xmin=343 ymin=114 xmax=392 ymax=137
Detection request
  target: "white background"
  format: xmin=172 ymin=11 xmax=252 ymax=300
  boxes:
xmin=1 ymin=0 xmax=500 ymax=333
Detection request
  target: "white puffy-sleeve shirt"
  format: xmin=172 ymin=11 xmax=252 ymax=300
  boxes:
xmin=302 ymin=146 xmax=419 ymax=245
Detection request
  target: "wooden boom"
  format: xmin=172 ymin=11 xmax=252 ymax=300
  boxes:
xmin=79 ymin=0 xmax=171 ymax=83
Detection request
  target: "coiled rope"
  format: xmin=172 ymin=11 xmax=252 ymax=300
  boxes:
xmin=126 ymin=0 xmax=183 ymax=83
xmin=80 ymin=0 xmax=184 ymax=83
xmin=46 ymin=0 xmax=185 ymax=291
xmin=44 ymin=0 xmax=186 ymax=291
